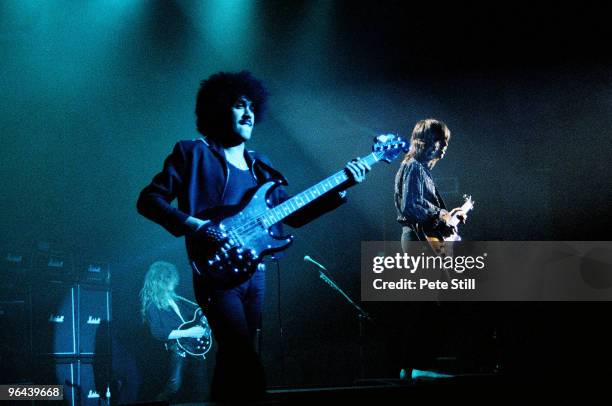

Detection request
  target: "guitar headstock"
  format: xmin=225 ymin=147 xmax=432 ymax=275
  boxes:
xmin=372 ymin=134 xmax=409 ymax=163
xmin=462 ymin=194 xmax=475 ymax=211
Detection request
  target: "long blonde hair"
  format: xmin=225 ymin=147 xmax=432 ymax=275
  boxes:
xmin=140 ymin=261 xmax=179 ymax=321
xmin=402 ymin=118 xmax=451 ymax=164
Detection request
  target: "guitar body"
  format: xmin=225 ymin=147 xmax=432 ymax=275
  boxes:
xmin=187 ymin=181 xmax=294 ymax=288
xmin=419 ymin=195 xmax=474 ymax=256
xmin=424 ymin=227 xmax=462 ymax=245
xmin=176 ymin=308 xmax=212 ymax=357
xmin=424 ymin=235 xmax=458 ymax=257
xmin=186 ymin=134 xmax=408 ymax=289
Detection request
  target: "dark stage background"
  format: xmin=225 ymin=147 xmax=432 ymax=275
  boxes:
xmin=2 ymin=1 xmax=611 ymax=402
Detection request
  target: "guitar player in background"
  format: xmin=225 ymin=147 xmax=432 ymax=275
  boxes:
xmin=393 ymin=118 xmax=468 ymax=379
xmin=394 ymin=118 xmax=468 ymax=248
xmin=140 ymin=261 xmax=209 ymax=402
xmin=137 ymin=71 xmax=370 ymax=401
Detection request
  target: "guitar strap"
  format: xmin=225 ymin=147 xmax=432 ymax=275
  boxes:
xmin=434 ymin=188 xmax=447 ymax=211
xmin=169 ymin=299 xmax=186 ymax=323
xmin=175 ymin=295 xmax=199 ymax=308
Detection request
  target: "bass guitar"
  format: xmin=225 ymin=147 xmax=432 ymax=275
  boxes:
xmin=187 ymin=134 xmax=408 ymax=288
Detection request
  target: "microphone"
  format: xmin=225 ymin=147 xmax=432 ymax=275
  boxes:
xmin=304 ymin=254 xmax=373 ymax=323
xmin=303 ymin=255 xmax=327 ymax=271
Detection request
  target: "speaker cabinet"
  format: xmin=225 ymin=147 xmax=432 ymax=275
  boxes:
xmin=45 ymin=358 xmax=77 ymax=406
xmin=79 ymin=358 xmax=112 ymax=406
xmin=78 ymin=285 xmax=111 ymax=356
xmin=35 ymin=357 xmax=112 ymax=406
xmin=32 ymin=283 xmax=76 ymax=356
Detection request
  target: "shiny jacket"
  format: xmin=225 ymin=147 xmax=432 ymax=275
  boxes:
xmin=137 ymin=138 xmax=346 ymax=237
xmin=394 ymin=157 xmax=447 ymax=229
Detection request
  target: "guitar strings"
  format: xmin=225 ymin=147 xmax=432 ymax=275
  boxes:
xmin=228 ymin=151 xmax=384 ymax=244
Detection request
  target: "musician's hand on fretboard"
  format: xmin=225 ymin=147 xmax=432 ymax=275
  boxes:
xmin=344 ymin=158 xmax=371 ymax=184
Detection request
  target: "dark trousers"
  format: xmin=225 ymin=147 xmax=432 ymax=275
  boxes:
xmin=195 ymin=267 xmax=266 ymax=402
xmin=399 ymin=226 xmax=446 ymax=372
xmin=156 ymin=342 xmax=207 ymax=402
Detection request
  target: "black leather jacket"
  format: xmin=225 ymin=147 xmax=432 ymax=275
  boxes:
xmin=137 ymin=138 xmax=346 ymax=237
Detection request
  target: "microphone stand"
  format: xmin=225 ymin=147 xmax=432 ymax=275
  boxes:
xmin=304 ymin=256 xmax=373 ymax=379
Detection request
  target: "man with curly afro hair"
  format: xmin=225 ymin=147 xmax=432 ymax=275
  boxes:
xmin=138 ymin=70 xmax=370 ymax=401
xmin=195 ymin=70 xmax=268 ymax=143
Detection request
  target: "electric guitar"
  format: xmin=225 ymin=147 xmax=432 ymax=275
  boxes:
xmin=417 ymin=195 xmax=475 ymax=256
xmin=175 ymin=307 xmax=212 ymax=358
xmin=187 ymin=134 xmax=408 ymax=288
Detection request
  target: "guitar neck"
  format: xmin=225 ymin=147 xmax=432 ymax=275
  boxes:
xmin=259 ymin=152 xmax=380 ymax=228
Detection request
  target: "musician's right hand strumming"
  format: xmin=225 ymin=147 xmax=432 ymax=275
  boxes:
xmin=437 ymin=209 xmax=458 ymax=237
xmin=168 ymin=325 xmax=206 ymax=340
xmin=186 ymin=216 xmax=257 ymax=270
xmin=185 ymin=216 xmax=209 ymax=233
xmin=183 ymin=325 xmax=206 ymax=339
xmin=186 ymin=217 xmax=233 ymax=253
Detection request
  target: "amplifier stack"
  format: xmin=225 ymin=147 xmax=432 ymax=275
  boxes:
xmin=1 ymin=246 xmax=113 ymax=406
